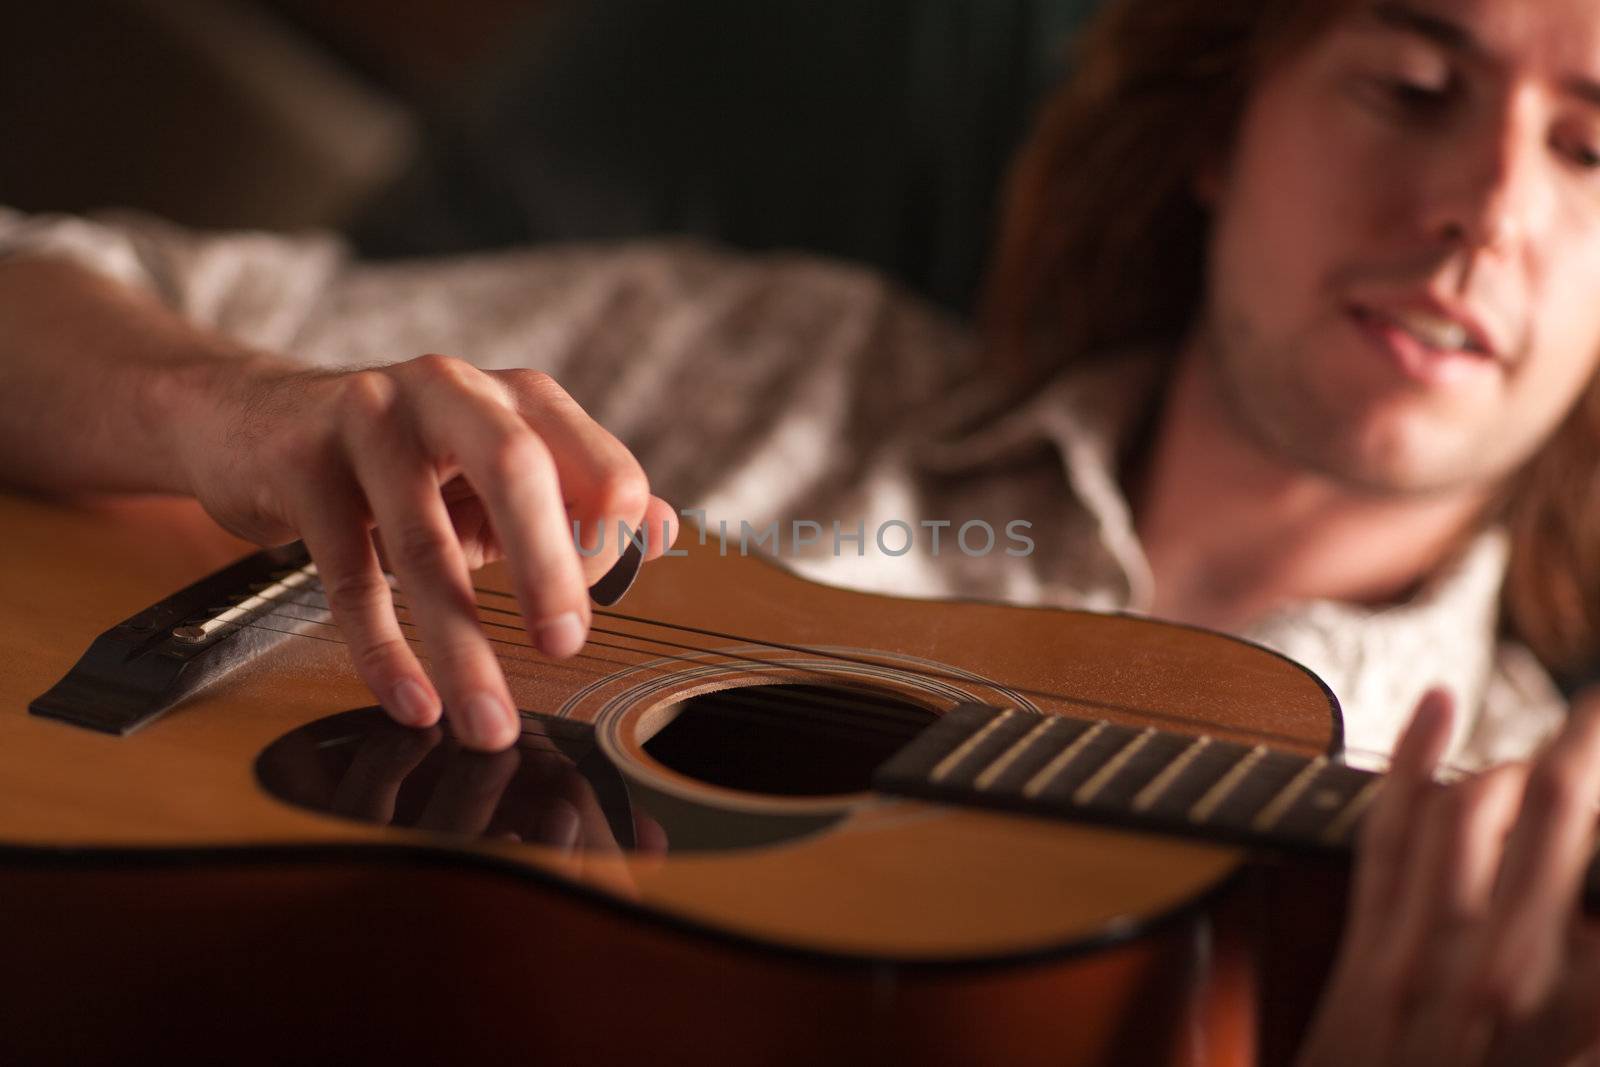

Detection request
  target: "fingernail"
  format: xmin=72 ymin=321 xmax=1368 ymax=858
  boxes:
xmin=536 ymin=612 xmax=586 ymax=658
xmin=391 ymin=678 xmax=435 ymax=726
xmin=463 ymin=692 xmax=514 ymax=749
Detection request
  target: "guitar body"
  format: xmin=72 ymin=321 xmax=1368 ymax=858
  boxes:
xmin=0 ymin=494 xmax=1343 ymax=1065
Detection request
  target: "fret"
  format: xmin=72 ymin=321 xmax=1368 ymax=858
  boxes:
xmin=872 ymin=707 xmax=1390 ymax=864
xmin=983 ymin=717 xmax=1096 ymax=794
xmin=1024 ymin=722 xmax=1146 ymax=802
xmin=868 ymin=704 xmax=1595 ymax=913
xmin=930 ymin=708 xmax=1017 ymax=783
xmin=1272 ymin=763 xmax=1376 ymax=841
xmin=1252 ymin=756 xmax=1328 ymax=832
xmin=1022 ymin=721 xmax=1109 ymax=799
xmin=1189 ymin=745 xmax=1267 ymax=823
xmin=934 ymin=709 xmax=1045 ymax=787
xmin=1321 ymin=776 xmax=1383 ymax=845
xmin=974 ymin=716 xmax=1063 ymax=791
xmin=1073 ymin=728 xmax=1155 ymax=805
xmin=1074 ymin=729 xmax=1196 ymax=812
xmin=1202 ymin=750 xmax=1311 ymax=831
xmin=1133 ymin=736 xmax=1212 ymax=812
xmin=1137 ymin=738 xmax=1256 ymax=820
xmin=873 ymin=703 xmax=997 ymax=785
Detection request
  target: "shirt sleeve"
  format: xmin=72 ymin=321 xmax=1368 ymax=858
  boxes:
xmin=244 ymin=235 xmax=979 ymax=517
xmin=0 ymin=205 xmax=347 ymax=356
xmin=0 ymin=205 xmax=980 ymax=530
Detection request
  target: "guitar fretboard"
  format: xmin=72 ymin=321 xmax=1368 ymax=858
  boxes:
xmin=875 ymin=704 xmax=1377 ymax=854
xmin=874 ymin=704 xmax=1600 ymax=912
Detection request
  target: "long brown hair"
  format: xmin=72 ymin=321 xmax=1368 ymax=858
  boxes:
xmin=983 ymin=0 xmax=1600 ymax=679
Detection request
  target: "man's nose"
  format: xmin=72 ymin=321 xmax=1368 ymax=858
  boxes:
xmin=1419 ymin=92 xmax=1550 ymax=261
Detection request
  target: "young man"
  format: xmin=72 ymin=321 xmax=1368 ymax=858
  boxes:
xmin=3 ymin=0 xmax=1600 ymax=1060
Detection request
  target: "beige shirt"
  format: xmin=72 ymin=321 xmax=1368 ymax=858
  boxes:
xmin=0 ymin=207 xmax=1568 ymax=770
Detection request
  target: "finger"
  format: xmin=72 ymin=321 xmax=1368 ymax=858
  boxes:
xmin=1551 ymin=921 xmax=1600 ymax=1061
xmin=404 ymin=378 xmax=592 ymax=661
xmin=345 ymin=410 xmax=519 ymax=751
xmin=1479 ymin=920 xmax=1600 ymax=1065
xmin=1347 ymin=689 xmax=1456 ymax=953
xmin=439 ymin=480 xmax=496 ymax=569
xmin=1388 ymin=763 xmax=1529 ymax=1065
xmin=377 ymin=482 xmax=495 ymax=570
xmin=1309 ymin=690 xmax=1455 ymax=1061
xmin=491 ymin=369 xmax=656 ymax=578
xmin=439 ymin=491 xmax=675 ymax=571
xmin=639 ymin=495 xmax=679 ymax=563
xmin=1481 ymin=696 xmax=1600 ymax=1019
xmin=289 ymin=467 xmax=441 ymax=731
xmin=1389 ymin=762 xmax=1528 ymax=968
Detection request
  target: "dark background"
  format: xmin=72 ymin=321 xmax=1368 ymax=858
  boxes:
xmin=1 ymin=0 xmax=1099 ymax=313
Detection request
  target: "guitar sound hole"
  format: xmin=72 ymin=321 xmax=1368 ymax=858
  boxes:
xmin=642 ymin=683 xmax=938 ymax=797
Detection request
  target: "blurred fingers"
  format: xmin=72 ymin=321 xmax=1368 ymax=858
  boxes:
xmin=1388 ymin=762 xmax=1530 ymax=1064
xmin=1347 ymin=689 xmax=1456 ymax=954
xmin=1479 ymin=696 xmax=1600 ymax=1021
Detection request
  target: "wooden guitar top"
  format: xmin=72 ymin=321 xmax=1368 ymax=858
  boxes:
xmin=0 ymin=492 xmax=1339 ymax=964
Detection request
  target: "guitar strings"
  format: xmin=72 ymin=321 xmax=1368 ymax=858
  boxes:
xmin=234 ymin=613 xmax=1479 ymax=778
xmin=213 ymin=579 xmax=1328 ymax=749
xmin=247 ymin=592 xmax=939 ymax=739
xmin=464 ymin=588 xmax=1327 ymax=745
xmin=276 ymin=584 xmax=1023 ymax=727
xmin=277 ymin=587 xmax=941 ymax=725
xmin=253 ymin=603 xmax=928 ymax=742
xmin=309 ymin=586 xmax=1310 ymax=740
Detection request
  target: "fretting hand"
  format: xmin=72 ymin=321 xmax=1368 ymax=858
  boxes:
xmin=1298 ymin=690 xmax=1600 ymax=1065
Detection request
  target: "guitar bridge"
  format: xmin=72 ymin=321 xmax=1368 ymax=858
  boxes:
xmin=29 ymin=542 xmax=318 ymax=735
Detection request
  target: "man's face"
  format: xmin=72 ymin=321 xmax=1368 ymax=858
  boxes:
xmin=1202 ymin=0 xmax=1600 ymax=495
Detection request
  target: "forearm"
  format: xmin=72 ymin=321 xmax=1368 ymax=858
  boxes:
xmin=0 ymin=256 xmax=291 ymax=495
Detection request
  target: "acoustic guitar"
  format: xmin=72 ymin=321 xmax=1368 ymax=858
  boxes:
xmin=0 ymin=491 xmax=1406 ymax=1065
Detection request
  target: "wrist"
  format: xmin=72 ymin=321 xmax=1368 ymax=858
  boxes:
xmin=140 ymin=346 xmax=299 ymax=497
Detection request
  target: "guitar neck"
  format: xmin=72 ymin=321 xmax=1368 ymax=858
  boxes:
xmin=873 ymin=703 xmax=1600 ymax=911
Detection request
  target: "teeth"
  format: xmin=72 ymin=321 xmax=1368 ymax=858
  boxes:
xmin=1391 ymin=310 xmax=1474 ymax=352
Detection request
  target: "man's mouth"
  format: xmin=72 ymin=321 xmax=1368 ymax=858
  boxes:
xmin=1349 ymin=305 xmax=1494 ymax=358
xmin=1346 ymin=301 xmax=1512 ymax=388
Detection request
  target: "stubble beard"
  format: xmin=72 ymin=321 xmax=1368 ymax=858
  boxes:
xmin=1196 ymin=306 xmax=1513 ymax=501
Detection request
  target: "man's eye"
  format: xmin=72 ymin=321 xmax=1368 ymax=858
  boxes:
xmin=1354 ymin=69 xmax=1458 ymax=122
xmin=1569 ymin=144 xmax=1600 ymax=171
xmin=1552 ymin=129 xmax=1600 ymax=171
xmin=1385 ymin=78 xmax=1452 ymax=112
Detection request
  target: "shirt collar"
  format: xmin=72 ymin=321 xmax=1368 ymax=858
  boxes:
xmin=915 ymin=347 xmax=1512 ymax=764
